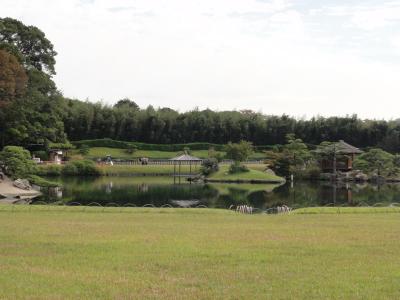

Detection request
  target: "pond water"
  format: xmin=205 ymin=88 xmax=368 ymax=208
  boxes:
xmin=33 ymin=176 xmax=400 ymax=210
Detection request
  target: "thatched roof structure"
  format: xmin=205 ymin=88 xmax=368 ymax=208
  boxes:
xmin=319 ymin=140 xmax=363 ymax=154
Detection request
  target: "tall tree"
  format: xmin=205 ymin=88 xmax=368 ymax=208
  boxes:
xmin=0 ymin=17 xmax=57 ymax=75
xmin=0 ymin=18 xmax=66 ymax=148
xmin=0 ymin=49 xmax=27 ymax=104
xmin=354 ymin=149 xmax=394 ymax=176
xmin=114 ymin=98 xmax=139 ymax=110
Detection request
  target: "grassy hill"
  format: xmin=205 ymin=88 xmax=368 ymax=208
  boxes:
xmin=207 ymin=165 xmax=285 ymax=183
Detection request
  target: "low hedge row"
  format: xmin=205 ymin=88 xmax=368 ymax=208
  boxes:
xmin=37 ymin=160 xmax=101 ymax=177
xmin=72 ymin=138 xmax=226 ymax=151
xmin=72 ymin=138 xmax=276 ymax=152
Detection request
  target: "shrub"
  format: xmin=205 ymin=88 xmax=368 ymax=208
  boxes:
xmin=201 ymin=158 xmax=219 ymax=176
xmin=228 ymin=162 xmax=249 ymax=174
xmin=36 ymin=164 xmax=62 ymax=176
xmin=62 ymin=160 xmax=101 ymax=176
xmin=208 ymin=147 xmax=224 ymax=162
xmin=27 ymin=175 xmax=60 ymax=187
xmin=62 ymin=163 xmax=78 ymax=176
xmin=0 ymin=146 xmax=38 ymax=179
xmin=225 ymin=141 xmax=254 ymax=162
xmin=126 ymin=145 xmax=137 ymax=155
xmin=79 ymin=144 xmax=90 ymax=155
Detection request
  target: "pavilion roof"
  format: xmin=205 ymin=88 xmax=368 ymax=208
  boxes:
xmin=170 ymin=154 xmax=202 ymax=161
xmin=320 ymin=140 xmax=363 ymax=154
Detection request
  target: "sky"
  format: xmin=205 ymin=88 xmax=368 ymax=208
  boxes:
xmin=2 ymin=0 xmax=400 ymax=119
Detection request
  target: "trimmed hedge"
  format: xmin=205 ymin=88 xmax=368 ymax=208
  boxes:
xmin=36 ymin=164 xmax=63 ymax=176
xmin=72 ymin=138 xmax=226 ymax=151
xmin=62 ymin=160 xmax=101 ymax=176
xmin=72 ymin=138 xmax=275 ymax=152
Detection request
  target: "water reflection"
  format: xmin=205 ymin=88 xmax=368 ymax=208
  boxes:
xmin=34 ymin=177 xmax=400 ymax=209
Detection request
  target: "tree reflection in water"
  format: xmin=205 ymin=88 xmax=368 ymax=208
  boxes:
xmin=34 ymin=177 xmax=400 ymax=209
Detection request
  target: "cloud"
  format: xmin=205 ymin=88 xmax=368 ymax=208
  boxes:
xmin=108 ymin=6 xmax=136 ymax=13
xmin=2 ymin=0 xmax=400 ymax=119
xmin=350 ymin=3 xmax=400 ymax=30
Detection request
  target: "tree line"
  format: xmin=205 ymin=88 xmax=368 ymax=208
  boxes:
xmin=1 ymin=17 xmax=400 ymax=153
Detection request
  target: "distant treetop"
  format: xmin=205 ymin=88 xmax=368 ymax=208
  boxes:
xmin=114 ymin=98 xmax=139 ymax=110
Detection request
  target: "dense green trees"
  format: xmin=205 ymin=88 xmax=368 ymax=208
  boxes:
xmin=354 ymin=149 xmax=397 ymax=176
xmin=59 ymin=102 xmax=400 ymax=152
xmin=265 ymin=135 xmax=314 ymax=177
xmin=0 ymin=17 xmax=66 ymax=148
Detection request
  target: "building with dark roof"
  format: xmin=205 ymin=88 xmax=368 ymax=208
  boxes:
xmin=320 ymin=140 xmax=363 ymax=172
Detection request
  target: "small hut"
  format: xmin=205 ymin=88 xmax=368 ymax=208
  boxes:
xmin=320 ymin=140 xmax=363 ymax=172
xmin=170 ymin=154 xmax=203 ymax=177
xmin=49 ymin=149 xmax=64 ymax=164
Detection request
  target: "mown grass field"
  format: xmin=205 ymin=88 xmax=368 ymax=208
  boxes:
xmin=0 ymin=208 xmax=399 ymax=299
xmin=98 ymin=164 xmax=200 ymax=176
xmin=79 ymin=147 xmax=266 ymax=160
xmin=96 ymin=163 xmax=267 ymax=176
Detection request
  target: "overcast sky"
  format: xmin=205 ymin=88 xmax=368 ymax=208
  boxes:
xmin=3 ymin=0 xmax=400 ymax=119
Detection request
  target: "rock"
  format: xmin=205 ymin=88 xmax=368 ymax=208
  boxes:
xmin=13 ymin=178 xmax=31 ymax=190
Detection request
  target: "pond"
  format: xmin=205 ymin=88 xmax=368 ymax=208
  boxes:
xmin=33 ymin=176 xmax=400 ymax=210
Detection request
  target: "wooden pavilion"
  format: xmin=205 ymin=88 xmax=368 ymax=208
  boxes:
xmin=170 ymin=154 xmax=203 ymax=178
xmin=320 ymin=140 xmax=363 ymax=172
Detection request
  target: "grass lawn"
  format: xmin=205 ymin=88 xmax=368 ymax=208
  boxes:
xmin=0 ymin=208 xmax=399 ymax=299
xmin=98 ymin=164 xmax=201 ymax=176
xmin=97 ymin=163 xmax=268 ymax=176
xmin=207 ymin=165 xmax=284 ymax=183
xmin=79 ymin=147 xmax=264 ymax=160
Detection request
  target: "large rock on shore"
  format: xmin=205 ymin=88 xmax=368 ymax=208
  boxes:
xmin=13 ymin=179 xmax=32 ymax=190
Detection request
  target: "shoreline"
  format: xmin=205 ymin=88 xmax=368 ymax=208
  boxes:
xmin=204 ymin=178 xmax=286 ymax=184
xmin=0 ymin=176 xmax=42 ymax=203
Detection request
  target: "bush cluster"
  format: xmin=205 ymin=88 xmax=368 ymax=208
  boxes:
xmin=61 ymin=160 xmax=101 ymax=176
xmin=36 ymin=164 xmax=63 ymax=176
xmin=0 ymin=146 xmax=38 ymax=179
xmin=79 ymin=144 xmax=90 ymax=155
xmin=228 ymin=162 xmax=249 ymax=174
xmin=201 ymin=158 xmax=219 ymax=175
